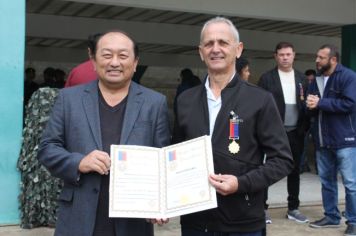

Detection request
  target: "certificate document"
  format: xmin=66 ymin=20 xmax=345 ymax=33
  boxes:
xmin=109 ymin=135 xmax=217 ymax=218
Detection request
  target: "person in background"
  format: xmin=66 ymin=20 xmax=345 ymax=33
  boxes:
xmin=236 ymin=57 xmax=250 ymax=81
xmin=258 ymin=42 xmax=309 ymax=224
xmin=65 ymin=60 xmax=97 ymax=87
xmin=65 ymin=34 xmax=101 ymax=88
xmin=24 ymin=67 xmax=39 ymax=107
xmin=173 ymin=68 xmax=201 ymax=115
xmin=300 ymin=69 xmax=317 ymax=174
xmin=40 ymin=67 xmax=57 ymax=88
xmin=305 ymin=69 xmax=316 ymax=84
xmin=38 ymin=30 xmax=170 ymax=236
xmin=173 ymin=16 xmax=293 ymax=236
xmin=54 ymin=68 xmax=65 ymax=88
xmin=307 ymin=44 xmax=356 ymax=236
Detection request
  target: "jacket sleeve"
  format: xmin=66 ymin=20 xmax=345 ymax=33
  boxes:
xmin=153 ymin=96 xmax=171 ymax=148
xmin=37 ymin=91 xmax=83 ymax=185
xmin=257 ymin=73 xmax=268 ymax=90
xmin=318 ymin=73 xmax=356 ymax=113
xmin=172 ymin=94 xmax=187 ymax=144
xmin=237 ymin=93 xmax=294 ymax=193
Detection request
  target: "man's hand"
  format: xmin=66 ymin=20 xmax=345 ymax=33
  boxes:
xmin=209 ymin=173 xmax=238 ymax=196
xmin=78 ymin=150 xmax=111 ymax=175
xmin=147 ymin=218 xmax=169 ymax=226
xmin=306 ymin=94 xmax=320 ymax=109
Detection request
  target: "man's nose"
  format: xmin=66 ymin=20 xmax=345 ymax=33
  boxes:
xmin=110 ymin=55 xmax=120 ymax=66
xmin=212 ymin=42 xmax=220 ymax=51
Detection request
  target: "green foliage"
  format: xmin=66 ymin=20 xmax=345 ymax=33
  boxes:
xmin=18 ymin=88 xmax=62 ymax=229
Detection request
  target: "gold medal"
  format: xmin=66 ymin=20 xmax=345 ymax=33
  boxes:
xmin=228 ymin=140 xmax=240 ymax=154
xmin=229 ymin=111 xmax=242 ymax=155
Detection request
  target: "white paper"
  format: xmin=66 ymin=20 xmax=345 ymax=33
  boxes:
xmin=109 ymin=135 xmax=217 ymax=218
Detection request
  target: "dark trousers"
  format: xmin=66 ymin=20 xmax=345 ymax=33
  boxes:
xmin=181 ymin=228 xmax=265 ymax=236
xmin=286 ymin=129 xmax=303 ymax=210
xmin=264 ymin=129 xmax=303 ymax=211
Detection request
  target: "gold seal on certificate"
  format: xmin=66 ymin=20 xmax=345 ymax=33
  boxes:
xmin=228 ymin=140 xmax=240 ymax=154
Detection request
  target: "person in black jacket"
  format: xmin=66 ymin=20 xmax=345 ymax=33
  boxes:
xmin=258 ymin=42 xmax=309 ymax=224
xmin=173 ymin=16 xmax=293 ymax=236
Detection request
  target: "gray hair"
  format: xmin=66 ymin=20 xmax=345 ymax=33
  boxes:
xmin=200 ymin=16 xmax=240 ymax=43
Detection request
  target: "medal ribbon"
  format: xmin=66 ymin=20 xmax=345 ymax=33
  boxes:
xmin=299 ymin=83 xmax=304 ymax=100
xmin=229 ymin=118 xmax=239 ymax=140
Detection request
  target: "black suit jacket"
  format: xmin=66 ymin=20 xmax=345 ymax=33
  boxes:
xmin=258 ymin=67 xmax=307 ymax=134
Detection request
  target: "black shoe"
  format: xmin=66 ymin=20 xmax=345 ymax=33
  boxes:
xmin=345 ymin=224 xmax=356 ymax=236
xmin=309 ymin=217 xmax=340 ymax=228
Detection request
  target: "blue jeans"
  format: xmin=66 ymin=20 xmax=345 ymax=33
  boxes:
xmin=316 ymin=147 xmax=356 ymax=224
xmin=181 ymin=228 xmax=265 ymax=236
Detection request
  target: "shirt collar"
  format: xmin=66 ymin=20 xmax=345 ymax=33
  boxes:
xmin=204 ymin=73 xmax=236 ymax=100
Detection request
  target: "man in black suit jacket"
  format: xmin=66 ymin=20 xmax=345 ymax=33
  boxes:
xmin=258 ymin=42 xmax=308 ymax=224
xmin=173 ymin=17 xmax=293 ymax=236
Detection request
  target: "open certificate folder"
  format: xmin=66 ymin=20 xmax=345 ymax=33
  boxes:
xmin=109 ymin=135 xmax=217 ymax=218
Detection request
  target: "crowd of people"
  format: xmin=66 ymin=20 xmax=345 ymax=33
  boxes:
xmin=24 ymin=67 xmax=66 ymax=107
xmin=20 ymin=16 xmax=356 ymax=236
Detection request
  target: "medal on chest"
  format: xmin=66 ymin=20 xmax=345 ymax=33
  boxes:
xmin=299 ymin=83 xmax=304 ymax=101
xmin=228 ymin=111 xmax=242 ymax=154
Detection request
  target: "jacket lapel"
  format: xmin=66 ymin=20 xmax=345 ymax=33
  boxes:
xmin=120 ymin=82 xmax=144 ymax=144
xmin=272 ymin=68 xmax=285 ymax=104
xmin=82 ymin=81 xmax=102 ymax=149
xmin=200 ymin=76 xmax=215 ymax=136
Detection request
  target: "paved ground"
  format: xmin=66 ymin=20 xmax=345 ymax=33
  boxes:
xmin=154 ymin=205 xmax=349 ymax=236
xmin=0 ymin=205 xmax=348 ymax=236
xmin=0 ymin=172 xmax=347 ymax=236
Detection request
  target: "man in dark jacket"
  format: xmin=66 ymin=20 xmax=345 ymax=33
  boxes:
xmin=307 ymin=44 xmax=356 ymax=236
xmin=173 ymin=16 xmax=293 ymax=236
xmin=258 ymin=42 xmax=309 ymax=224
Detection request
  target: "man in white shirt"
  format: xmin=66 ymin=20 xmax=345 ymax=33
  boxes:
xmin=258 ymin=42 xmax=308 ymax=224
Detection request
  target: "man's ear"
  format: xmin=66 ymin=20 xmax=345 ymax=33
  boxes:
xmin=88 ymin=48 xmax=93 ymax=59
xmin=331 ymin=56 xmax=338 ymax=65
xmin=236 ymin=42 xmax=243 ymax=58
xmin=88 ymin=48 xmax=96 ymax=71
xmin=198 ymin=46 xmax=204 ymax=61
xmin=133 ymin=58 xmax=139 ymax=72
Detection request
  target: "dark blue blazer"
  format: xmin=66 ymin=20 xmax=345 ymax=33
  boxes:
xmin=307 ymin=63 xmax=356 ymax=148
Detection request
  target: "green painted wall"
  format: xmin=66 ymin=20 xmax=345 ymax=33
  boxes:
xmin=342 ymin=24 xmax=356 ymax=71
xmin=0 ymin=0 xmax=25 ymax=224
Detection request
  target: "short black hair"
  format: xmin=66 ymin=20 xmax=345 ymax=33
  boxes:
xmin=87 ymin=33 xmax=103 ymax=56
xmin=275 ymin=42 xmax=294 ymax=53
xmin=180 ymin=68 xmax=194 ymax=78
xmin=88 ymin=30 xmax=139 ymax=59
xmin=25 ymin=67 xmax=35 ymax=74
xmin=235 ymin=57 xmax=249 ymax=73
xmin=305 ymin=69 xmax=316 ymax=76
xmin=319 ymin=44 xmax=339 ymax=62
